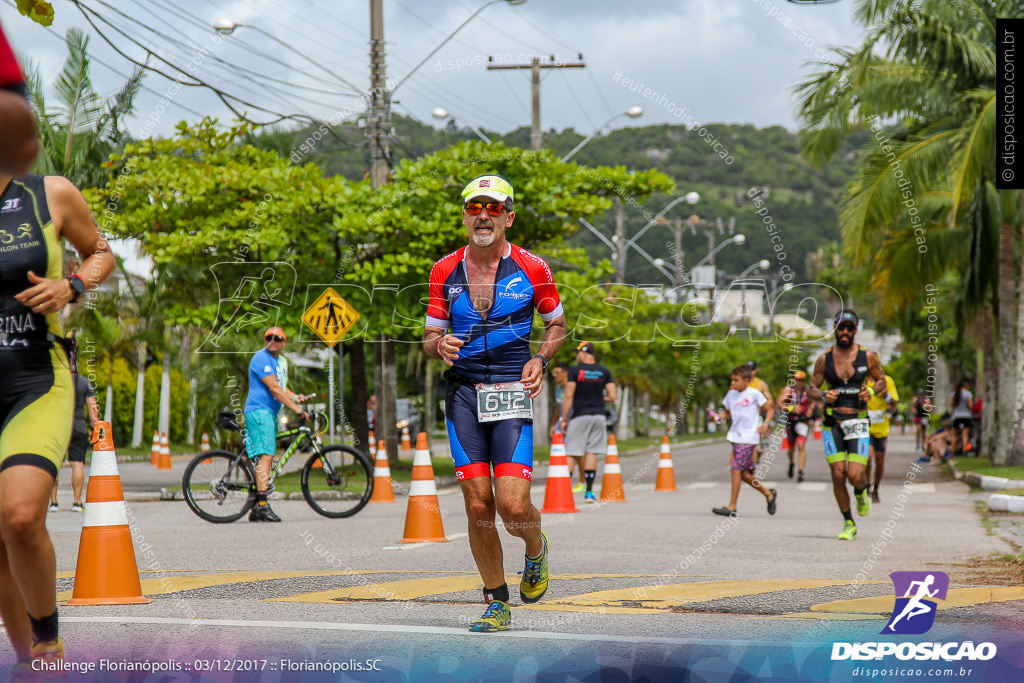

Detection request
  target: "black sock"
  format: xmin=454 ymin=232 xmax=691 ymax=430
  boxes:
xmin=29 ymin=610 xmax=58 ymax=643
xmin=584 ymin=470 xmax=596 ymax=492
xmin=853 ymin=486 xmax=866 ymax=497
xmin=483 ymin=583 xmax=509 ymax=604
xmin=842 ymin=510 xmax=854 ymax=523
xmin=256 ymin=491 xmax=268 ymax=505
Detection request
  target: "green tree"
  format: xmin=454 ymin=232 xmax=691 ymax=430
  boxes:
xmin=796 ymin=0 xmax=1023 ymax=463
xmin=25 ymin=28 xmax=143 ymax=187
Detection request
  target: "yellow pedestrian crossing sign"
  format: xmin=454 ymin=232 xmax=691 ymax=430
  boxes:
xmin=302 ymin=287 xmax=360 ymax=347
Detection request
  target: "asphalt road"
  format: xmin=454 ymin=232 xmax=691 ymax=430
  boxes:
xmin=11 ymin=433 xmax=1024 ymax=682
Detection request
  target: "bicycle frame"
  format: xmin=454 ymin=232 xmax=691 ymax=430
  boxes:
xmin=239 ymin=411 xmax=329 ymax=488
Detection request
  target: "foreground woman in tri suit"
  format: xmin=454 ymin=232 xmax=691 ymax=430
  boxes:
xmin=0 ymin=172 xmax=114 ymax=671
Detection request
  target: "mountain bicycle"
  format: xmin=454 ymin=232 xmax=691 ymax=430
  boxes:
xmin=182 ymin=408 xmax=373 ymax=523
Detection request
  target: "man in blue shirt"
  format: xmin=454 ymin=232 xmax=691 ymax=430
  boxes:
xmin=244 ymin=327 xmax=306 ymax=522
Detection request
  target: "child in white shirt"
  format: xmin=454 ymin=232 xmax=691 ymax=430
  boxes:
xmin=713 ymin=364 xmax=777 ymax=517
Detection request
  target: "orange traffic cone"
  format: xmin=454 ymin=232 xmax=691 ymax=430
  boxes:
xmin=599 ymin=434 xmax=626 ymax=502
xmin=157 ymin=431 xmax=172 ymax=470
xmin=149 ymin=430 xmax=159 ymax=466
xmin=781 ymin=431 xmax=790 ymax=451
xmin=200 ymin=432 xmax=211 ymax=464
xmin=370 ymin=439 xmax=395 ymax=503
xmin=369 ymin=430 xmax=375 ymax=447
xmin=400 ymin=425 xmax=412 ymax=451
xmin=400 ymin=433 xmax=448 ymax=542
xmin=655 ymin=435 xmax=677 ymax=491
xmin=65 ymin=422 xmax=152 ymax=606
xmin=813 ymin=419 xmax=822 ymax=440
xmin=540 ymin=433 xmax=579 ymax=513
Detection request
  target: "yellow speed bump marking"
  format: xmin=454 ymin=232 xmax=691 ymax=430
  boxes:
xmin=539 ymin=579 xmax=861 ymax=611
xmin=270 ymin=573 xmax=646 ymax=604
xmin=56 ymin=570 xmax=467 ymax=602
xmin=810 ymin=586 xmax=1024 ymax=615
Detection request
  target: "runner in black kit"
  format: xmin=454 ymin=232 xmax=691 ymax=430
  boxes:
xmin=423 ymin=174 xmax=566 ymax=632
xmin=0 ymin=172 xmax=115 ymax=673
xmin=808 ymin=310 xmax=886 ymax=540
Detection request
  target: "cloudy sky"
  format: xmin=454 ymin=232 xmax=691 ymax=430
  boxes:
xmin=2 ymin=0 xmax=867 ymax=140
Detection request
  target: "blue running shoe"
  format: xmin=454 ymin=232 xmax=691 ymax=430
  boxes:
xmin=468 ymin=600 xmax=511 ymax=632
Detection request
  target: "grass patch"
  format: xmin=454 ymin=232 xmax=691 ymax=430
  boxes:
xmin=950 ymin=457 xmax=1024 ymax=481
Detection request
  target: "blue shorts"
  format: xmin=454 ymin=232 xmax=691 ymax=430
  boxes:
xmin=243 ymin=409 xmax=277 ymax=457
xmin=445 ymin=381 xmax=533 ymax=481
xmin=823 ymin=423 xmax=869 ymax=466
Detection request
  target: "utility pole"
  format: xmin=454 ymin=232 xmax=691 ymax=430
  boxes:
xmin=613 ymin=198 xmax=626 ymax=282
xmin=369 ymin=0 xmax=390 ymax=187
xmin=487 ymin=55 xmax=585 ymax=151
xmin=369 ymin=0 xmax=396 ymax=465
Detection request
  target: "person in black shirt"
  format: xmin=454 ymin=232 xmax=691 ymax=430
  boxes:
xmin=49 ymin=372 xmax=99 ymax=512
xmin=560 ymin=342 xmax=616 ymax=503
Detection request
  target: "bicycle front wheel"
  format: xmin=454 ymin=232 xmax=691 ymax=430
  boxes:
xmin=182 ymin=450 xmax=256 ymax=523
xmin=301 ymin=445 xmax=373 ymax=518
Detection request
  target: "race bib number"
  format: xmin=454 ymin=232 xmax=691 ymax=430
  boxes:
xmin=840 ymin=418 xmax=869 ymax=439
xmin=476 ymin=382 xmax=532 ymax=423
xmin=867 ymin=409 xmax=887 ymax=425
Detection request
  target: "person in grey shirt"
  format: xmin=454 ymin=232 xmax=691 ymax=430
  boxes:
xmin=49 ymin=373 xmax=99 ymax=512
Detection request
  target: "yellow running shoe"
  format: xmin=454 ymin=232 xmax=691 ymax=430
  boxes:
xmin=468 ymin=600 xmax=511 ymax=632
xmin=519 ymin=531 xmax=549 ymax=604
xmin=855 ymin=489 xmax=871 ymax=517
xmin=837 ymin=521 xmax=857 ymax=540
xmin=30 ymin=636 xmax=64 ymax=680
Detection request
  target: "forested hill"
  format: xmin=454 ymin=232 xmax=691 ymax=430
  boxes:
xmin=254 ymin=116 xmax=869 ymax=283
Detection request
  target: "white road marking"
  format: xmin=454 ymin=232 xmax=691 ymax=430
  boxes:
xmin=797 ymin=483 xmax=828 ymax=492
xmin=684 ymin=483 xmax=717 ymax=489
xmin=57 ymin=615 xmax=806 ymax=647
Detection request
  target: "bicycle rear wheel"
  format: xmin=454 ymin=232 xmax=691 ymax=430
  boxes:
xmin=182 ymin=450 xmax=256 ymax=523
xmin=301 ymin=445 xmax=373 ymax=518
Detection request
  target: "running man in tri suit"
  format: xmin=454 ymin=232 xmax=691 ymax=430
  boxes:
xmin=776 ymin=369 xmax=811 ymax=483
xmin=1 ymin=173 xmax=115 ymax=670
xmin=424 ymin=174 xmax=566 ymax=632
xmin=866 ymin=373 xmax=899 ymax=503
xmin=0 ymin=24 xmax=38 ymax=175
xmin=808 ymin=309 xmax=887 ymax=540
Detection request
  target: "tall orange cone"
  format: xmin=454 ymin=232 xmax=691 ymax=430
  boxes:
xmin=781 ymin=431 xmax=790 ymax=451
xmin=654 ymin=435 xmax=677 ymax=491
xmin=65 ymin=422 xmax=152 ymax=605
xmin=200 ymin=432 xmax=211 ymax=464
xmin=813 ymin=419 xmax=823 ymax=440
xmin=369 ymin=439 xmax=396 ymax=503
xmin=540 ymin=433 xmax=578 ymax=513
xmin=149 ymin=430 xmax=160 ymax=466
xmin=400 ymin=425 xmax=412 ymax=451
xmin=400 ymin=433 xmax=448 ymax=542
xmin=599 ymin=434 xmax=626 ymax=502
xmin=157 ymin=431 xmax=172 ymax=470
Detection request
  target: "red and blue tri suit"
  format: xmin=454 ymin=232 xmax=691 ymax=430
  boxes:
xmin=426 ymin=242 xmax=562 ymax=481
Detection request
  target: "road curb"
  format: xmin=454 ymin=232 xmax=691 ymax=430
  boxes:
xmin=948 ymin=460 xmax=1024 ymax=514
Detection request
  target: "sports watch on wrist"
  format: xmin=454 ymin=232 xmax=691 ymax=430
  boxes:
xmin=532 ymin=354 xmax=548 ymax=372
xmin=66 ymin=274 xmax=85 ymax=303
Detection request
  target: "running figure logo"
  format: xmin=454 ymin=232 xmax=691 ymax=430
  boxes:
xmin=881 ymin=571 xmax=949 ymax=635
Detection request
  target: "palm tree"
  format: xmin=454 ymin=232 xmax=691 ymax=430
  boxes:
xmin=24 ymin=28 xmax=143 ymax=187
xmin=796 ymin=0 xmax=1023 ymax=463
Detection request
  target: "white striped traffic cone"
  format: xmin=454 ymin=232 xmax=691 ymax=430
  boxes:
xmin=655 ymin=435 xmax=677 ymax=491
xmin=400 ymin=433 xmax=448 ymax=542
xmin=65 ymin=422 xmax=152 ymax=605
xmin=599 ymin=434 xmax=626 ymax=502
xmin=157 ymin=431 xmax=172 ymax=470
xmin=370 ymin=439 xmax=395 ymax=503
xmin=541 ymin=433 xmax=579 ymax=513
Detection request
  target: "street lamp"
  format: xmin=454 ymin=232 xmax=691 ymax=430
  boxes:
xmin=213 ymin=20 xmax=363 ymax=95
xmin=561 ymin=106 xmax=644 ymax=162
xmin=693 ymin=233 xmax=745 ymax=268
xmin=431 ymin=108 xmax=492 ymax=143
xmin=578 ymin=219 xmax=675 ymax=282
